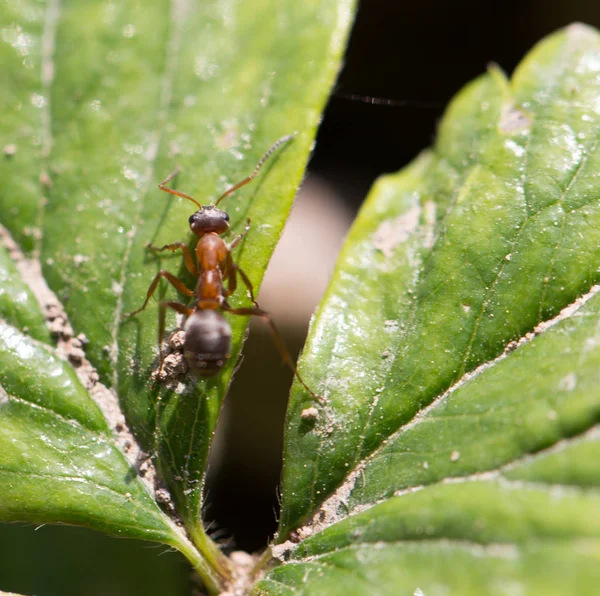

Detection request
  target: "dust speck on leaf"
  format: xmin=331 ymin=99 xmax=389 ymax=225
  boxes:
xmin=558 ymin=372 xmax=577 ymax=392
xmin=40 ymin=170 xmax=52 ymax=188
xmin=73 ymin=254 xmax=89 ymax=267
xmin=0 ymin=385 xmax=9 ymax=405
xmin=111 ymin=281 xmax=123 ymax=296
xmin=499 ymin=101 xmax=531 ymax=134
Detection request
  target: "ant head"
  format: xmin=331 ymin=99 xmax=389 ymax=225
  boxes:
xmin=188 ymin=205 xmax=230 ymax=236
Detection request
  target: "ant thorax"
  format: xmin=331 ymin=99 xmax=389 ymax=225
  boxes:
xmin=189 ymin=205 xmax=230 ymax=236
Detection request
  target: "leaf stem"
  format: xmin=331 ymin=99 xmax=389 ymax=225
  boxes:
xmin=251 ymin=547 xmax=276 ymax=580
xmin=171 ymin=531 xmax=229 ymax=595
xmin=189 ymin=524 xmax=233 ymax=583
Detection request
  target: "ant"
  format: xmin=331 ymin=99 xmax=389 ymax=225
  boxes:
xmin=123 ymin=134 xmax=324 ymax=403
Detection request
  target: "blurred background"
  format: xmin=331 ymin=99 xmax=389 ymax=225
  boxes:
xmin=3 ymin=0 xmax=600 ymax=593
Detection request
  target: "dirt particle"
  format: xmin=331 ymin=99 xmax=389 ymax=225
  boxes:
xmin=40 ymin=170 xmax=52 ymax=188
xmin=111 ymin=281 xmax=123 ymax=296
xmin=450 ymin=450 xmax=460 ymax=462
xmin=271 ymin=541 xmax=296 ymax=562
xmin=221 ymin=551 xmax=261 ymax=596
xmin=138 ymin=457 xmax=153 ymax=478
xmin=169 ymin=330 xmax=186 ymax=350
xmin=155 ymin=352 xmax=188 ymax=381
xmin=73 ymin=254 xmax=89 ymax=267
xmin=47 ymin=319 xmax=63 ymax=335
xmin=300 ymin=407 xmax=319 ymax=422
xmin=23 ymin=226 xmax=42 ymax=240
xmin=3 ymin=144 xmax=17 ymax=157
xmin=558 ymin=373 xmax=577 ymax=392
xmin=155 ymin=487 xmax=176 ymax=514
xmin=0 ymin=385 xmax=9 ymax=405
xmin=67 ymin=346 xmax=86 ymax=365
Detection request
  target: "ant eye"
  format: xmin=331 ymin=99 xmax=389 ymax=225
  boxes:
xmin=224 ymin=213 xmax=230 ymax=221
xmin=188 ymin=214 xmax=195 ymax=224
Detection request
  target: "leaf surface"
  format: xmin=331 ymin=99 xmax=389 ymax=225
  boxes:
xmin=1 ymin=0 xmax=355 ymax=583
xmin=0 ymin=245 xmax=49 ymax=342
xmin=0 ymin=321 xmax=176 ymax=541
xmin=265 ymin=23 xmax=600 ymax=594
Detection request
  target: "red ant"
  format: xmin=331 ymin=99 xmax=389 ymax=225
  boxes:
xmin=123 ymin=134 xmax=323 ymax=403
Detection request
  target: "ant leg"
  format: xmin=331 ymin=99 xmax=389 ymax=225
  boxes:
xmin=146 ymin=241 xmax=198 ymax=277
xmin=157 ymin=300 xmax=192 ymax=376
xmin=123 ymin=271 xmax=194 ymax=319
xmin=224 ymin=249 xmax=257 ymax=305
xmin=158 ymin=167 xmax=202 ymax=209
xmin=223 ymin=304 xmax=325 ymax=404
xmin=228 ymin=218 xmax=251 ymax=251
xmin=233 ymin=264 xmax=258 ymax=305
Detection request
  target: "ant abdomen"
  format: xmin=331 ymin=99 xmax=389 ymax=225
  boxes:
xmin=183 ymin=310 xmax=232 ymax=376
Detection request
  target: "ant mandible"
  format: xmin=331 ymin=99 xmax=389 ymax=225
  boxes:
xmin=123 ymin=134 xmax=324 ymax=403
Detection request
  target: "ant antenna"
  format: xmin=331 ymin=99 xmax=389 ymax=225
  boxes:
xmin=215 ymin=133 xmax=296 ymax=206
xmin=158 ymin=166 xmax=202 ymax=209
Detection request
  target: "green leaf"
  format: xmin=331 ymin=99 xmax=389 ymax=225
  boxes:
xmin=0 ymin=321 xmax=174 ymax=540
xmin=0 ymin=320 xmax=223 ymax=590
xmin=1 ymin=0 xmax=355 ymax=589
xmin=267 ymin=23 xmax=600 ymax=593
xmin=0 ymin=244 xmax=49 ymax=343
